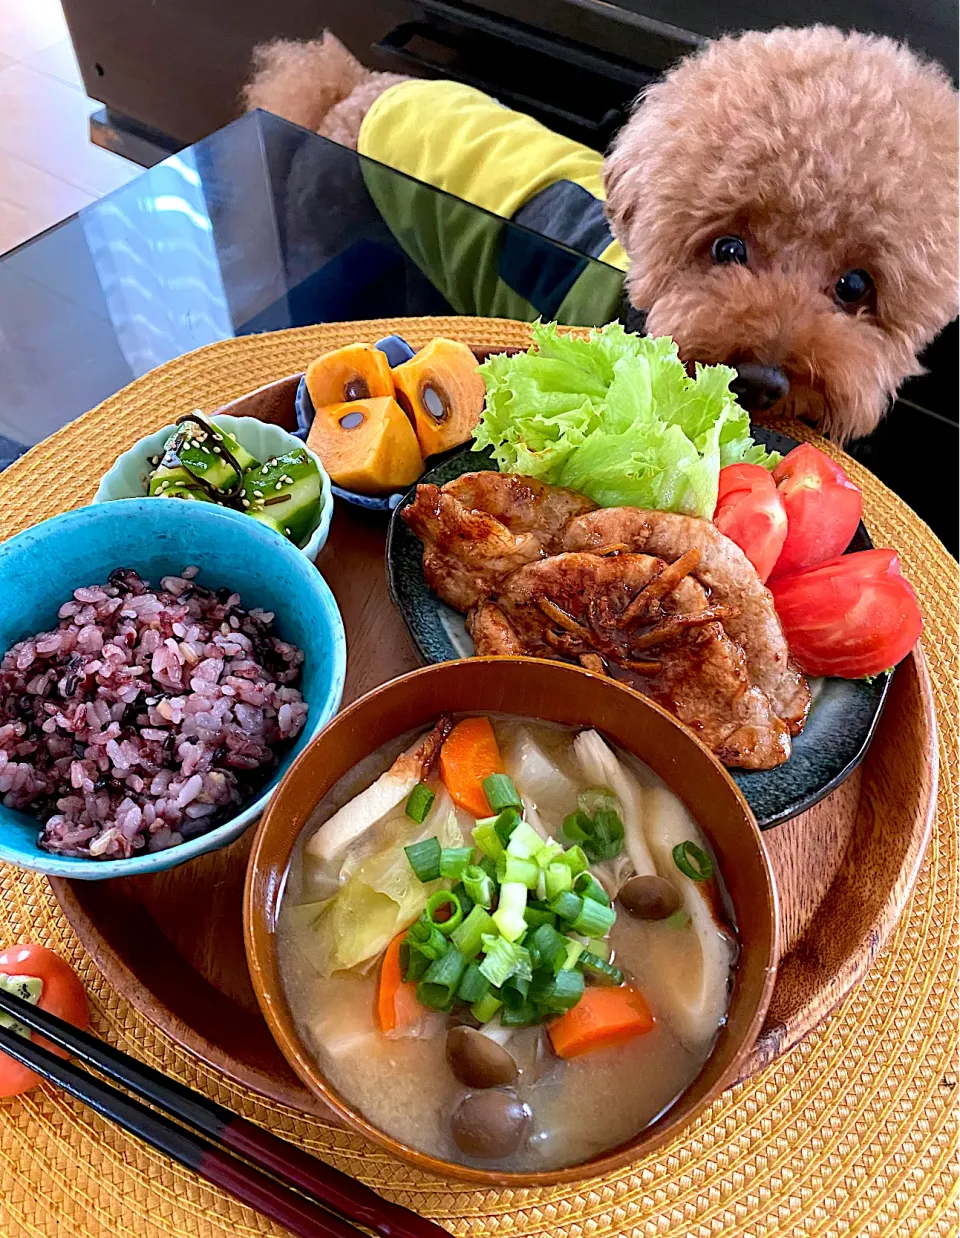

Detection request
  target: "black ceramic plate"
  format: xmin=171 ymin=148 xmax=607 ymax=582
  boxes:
xmin=386 ymin=427 xmax=892 ymax=830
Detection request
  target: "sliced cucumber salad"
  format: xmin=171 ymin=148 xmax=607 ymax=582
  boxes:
xmin=147 ymin=412 xmax=322 ymax=547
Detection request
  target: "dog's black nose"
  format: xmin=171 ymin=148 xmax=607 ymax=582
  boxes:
xmin=730 ymin=363 xmax=790 ymax=411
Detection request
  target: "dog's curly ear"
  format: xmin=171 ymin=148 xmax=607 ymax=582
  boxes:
xmin=602 ymin=129 xmax=637 ymax=244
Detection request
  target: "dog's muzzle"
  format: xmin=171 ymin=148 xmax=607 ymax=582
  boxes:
xmin=730 ymin=363 xmax=790 ymax=412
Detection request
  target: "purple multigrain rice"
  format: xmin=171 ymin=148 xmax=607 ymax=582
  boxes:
xmin=0 ymin=567 xmax=308 ymax=860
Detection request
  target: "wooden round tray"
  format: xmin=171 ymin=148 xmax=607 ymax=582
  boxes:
xmin=49 ymin=371 xmax=938 ymax=1118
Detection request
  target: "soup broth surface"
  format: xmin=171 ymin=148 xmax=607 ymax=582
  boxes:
xmin=277 ymin=717 xmax=736 ymax=1172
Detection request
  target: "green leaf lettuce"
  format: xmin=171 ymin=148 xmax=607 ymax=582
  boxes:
xmin=473 ymin=322 xmax=780 ymax=519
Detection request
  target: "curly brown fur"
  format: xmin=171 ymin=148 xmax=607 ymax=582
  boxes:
xmin=242 ymin=33 xmax=406 ymax=149
xmin=605 ymin=27 xmax=959 ymax=440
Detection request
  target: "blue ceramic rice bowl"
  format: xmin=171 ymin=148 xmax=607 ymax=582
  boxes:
xmin=0 ymin=499 xmax=346 ymax=879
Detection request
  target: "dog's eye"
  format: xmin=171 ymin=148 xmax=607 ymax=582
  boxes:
xmin=835 ymin=269 xmax=874 ymax=307
xmin=711 ymin=235 xmax=748 ymax=265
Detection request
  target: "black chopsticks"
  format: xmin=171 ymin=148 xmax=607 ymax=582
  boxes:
xmin=0 ymin=987 xmax=447 ymax=1238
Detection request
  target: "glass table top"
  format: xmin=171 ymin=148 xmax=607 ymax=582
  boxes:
xmin=0 ymin=108 xmax=955 ymax=551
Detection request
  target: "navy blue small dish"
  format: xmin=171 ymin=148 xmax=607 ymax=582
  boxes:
xmin=386 ymin=426 xmax=893 ymax=831
xmin=294 ymin=334 xmax=417 ymax=513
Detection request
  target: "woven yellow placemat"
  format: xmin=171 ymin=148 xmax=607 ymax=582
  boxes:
xmin=0 ymin=318 xmax=955 ymax=1238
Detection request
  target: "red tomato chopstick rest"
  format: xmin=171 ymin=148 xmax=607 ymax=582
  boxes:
xmin=768 ymin=549 xmax=923 ymax=679
xmin=0 ymin=944 xmax=89 ymax=1097
xmin=714 ymin=463 xmax=788 ymax=583
xmin=768 ymin=444 xmax=863 ymax=579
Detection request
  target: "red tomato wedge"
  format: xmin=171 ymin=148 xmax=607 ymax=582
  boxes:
xmin=715 ymin=462 xmax=776 ymax=507
xmin=769 ymin=444 xmax=862 ymax=579
xmin=769 ymin=549 xmax=922 ymax=678
xmin=714 ymin=465 xmax=787 ymax=583
xmin=0 ymin=943 xmax=89 ymax=1096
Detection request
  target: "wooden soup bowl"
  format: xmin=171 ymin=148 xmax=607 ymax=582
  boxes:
xmin=243 ymin=658 xmax=779 ymax=1186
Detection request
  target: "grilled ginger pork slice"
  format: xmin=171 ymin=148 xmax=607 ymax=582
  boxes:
xmin=403 ymin=472 xmax=809 ymax=735
xmin=562 ymin=507 xmax=810 ymax=733
xmin=400 ymin=475 xmax=595 ymax=612
xmin=469 ymin=551 xmax=792 ymax=770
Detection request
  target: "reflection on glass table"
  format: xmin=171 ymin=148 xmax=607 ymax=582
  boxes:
xmin=0 ymin=109 xmax=624 ymax=464
xmin=0 ymin=108 xmax=954 ymax=552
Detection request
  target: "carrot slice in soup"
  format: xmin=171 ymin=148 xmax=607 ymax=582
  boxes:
xmin=548 ymin=985 xmax=655 ymax=1058
xmin=439 ymin=717 xmax=504 ymax=818
xmin=376 ymin=934 xmax=421 ymax=1034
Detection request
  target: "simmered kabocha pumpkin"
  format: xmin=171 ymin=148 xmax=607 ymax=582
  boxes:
xmin=305 ymin=343 xmax=394 ymax=409
xmin=306 ymin=396 xmax=424 ymax=494
xmin=391 ymin=338 xmax=485 ymax=457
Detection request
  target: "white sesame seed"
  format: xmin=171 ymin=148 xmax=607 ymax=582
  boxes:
xmin=274 ymin=482 xmax=282 ymax=490
xmin=253 ymin=490 xmax=263 ymax=498
xmin=213 ymin=447 xmax=221 ymax=454
xmin=241 ymin=499 xmax=250 ymax=508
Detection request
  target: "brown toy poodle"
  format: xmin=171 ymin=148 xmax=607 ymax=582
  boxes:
xmin=245 ymin=26 xmax=958 ymax=442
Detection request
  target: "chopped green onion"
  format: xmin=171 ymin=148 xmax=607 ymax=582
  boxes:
xmin=492 ymin=881 xmax=528 ymax=941
xmin=672 ymin=840 xmax=714 ymax=882
xmin=499 ymin=855 xmax=540 ymax=888
xmin=534 ymin=838 xmax=564 ymax=868
xmin=451 ymin=881 xmax=474 ymax=919
xmin=544 ymin=862 xmax=573 ymax=901
xmin=501 ymin=999 xmax=539 ymax=1026
xmin=561 ymin=937 xmax=585 ymax=971
xmin=578 ymin=787 xmax=619 ymax=817
xmin=549 ymin=891 xmax=583 ymax=923
xmin=479 ymin=854 xmax=499 ymax=881
xmin=425 ymin=890 xmax=463 ymax=935
xmin=494 ymin=807 xmax=521 ymax=844
xmin=500 ymin=974 xmax=531 ymax=1010
xmin=399 ymin=942 xmax=431 ymax=981
xmin=579 ymin=952 xmax=624 ymax=986
xmin=535 ymin=867 xmax=548 ymax=902
xmin=470 ymin=992 xmax=503 ymax=1023
xmin=404 ymin=836 xmax=441 ymax=882
xmin=557 ymin=845 xmax=589 ymax=876
xmin=451 ymin=905 xmax=495 ymax=961
xmin=573 ymin=872 xmax=611 ymax=905
xmin=416 ymin=948 xmax=466 ymax=1010
xmin=470 ymin=990 xmax=502 ymax=1020
xmin=666 ymin=908 xmax=692 ymax=929
xmin=405 ymin=783 xmax=436 ymax=824
xmin=472 ymin=821 xmax=505 ymax=861
xmin=585 ymin=937 xmax=611 ymax=961
xmin=462 ymin=864 xmax=495 ymax=909
xmin=478 ymin=935 xmax=532 ymax=988
xmin=570 ymin=897 xmax=616 ymax=938
xmin=439 ymin=846 xmax=473 ymax=881
xmin=483 ymin=773 xmax=522 ymax=813
xmin=506 ymin=820 xmax=545 ymax=860
xmin=531 ymin=967 xmax=584 ymax=1013
xmin=531 ymin=923 xmax=568 ymax=973
xmin=523 ymin=904 xmax=556 ymax=931
xmin=457 ymin=962 xmax=491 ymax=1004
xmin=406 ymin=919 xmax=448 ymax=960
xmin=561 ymin=810 xmax=591 ymax=844
xmin=588 ymin=809 xmax=625 ymax=861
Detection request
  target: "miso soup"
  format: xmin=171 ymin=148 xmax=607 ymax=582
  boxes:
xmin=276 ymin=715 xmax=737 ymax=1172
